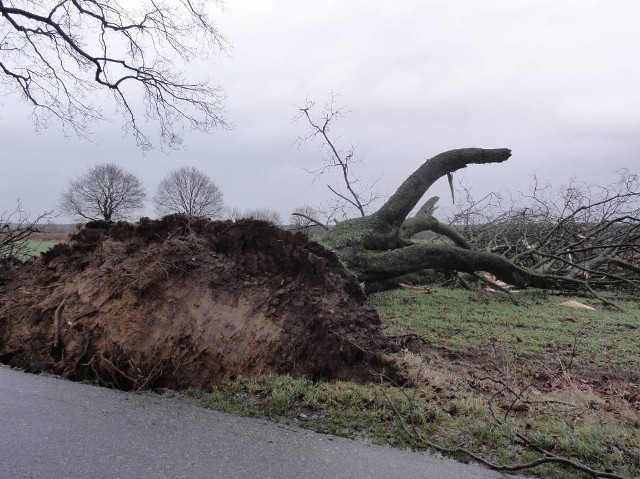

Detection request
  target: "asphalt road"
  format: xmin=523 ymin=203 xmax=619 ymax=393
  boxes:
xmin=0 ymin=365 xmax=530 ymax=479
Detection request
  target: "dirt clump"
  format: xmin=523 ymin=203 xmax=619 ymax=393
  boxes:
xmin=0 ymin=215 xmax=396 ymax=390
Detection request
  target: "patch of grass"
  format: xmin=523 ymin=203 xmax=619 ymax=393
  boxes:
xmin=196 ymin=372 xmax=639 ymax=478
xmin=194 ymin=288 xmax=640 ymax=479
xmin=25 ymin=240 xmax=58 ymax=257
xmin=1 ymin=240 xmax=57 ymax=260
xmin=200 ymin=375 xmax=437 ymax=445
xmin=369 ymin=288 xmax=640 ymax=374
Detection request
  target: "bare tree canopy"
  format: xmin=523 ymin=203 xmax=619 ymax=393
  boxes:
xmin=242 ymin=208 xmax=282 ymax=224
xmin=445 ymin=171 xmax=640 ymax=290
xmin=153 ymin=166 xmax=223 ymax=218
xmin=59 ymin=163 xmax=145 ymax=221
xmin=295 ymin=96 xmax=379 ymax=222
xmin=0 ymin=0 xmax=227 ymax=149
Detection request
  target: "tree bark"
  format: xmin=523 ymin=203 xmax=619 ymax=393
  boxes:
xmin=346 ymin=243 xmax=567 ymax=288
xmin=400 ymin=196 xmax=471 ymax=249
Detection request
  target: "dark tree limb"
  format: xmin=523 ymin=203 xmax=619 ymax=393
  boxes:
xmin=373 ymin=148 xmax=512 ymax=228
xmin=400 ymin=196 xmax=471 ymax=249
xmin=318 ymin=148 xmax=516 ymax=279
xmin=347 ymin=243 xmax=577 ymax=289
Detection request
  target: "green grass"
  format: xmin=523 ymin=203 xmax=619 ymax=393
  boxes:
xmin=369 ymin=288 xmax=640 ymax=373
xmin=1 ymin=240 xmax=58 ymax=260
xmin=199 ymin=375 xmax=439 ymax=446
xmin=192 ymin=288 xmax=640 ymax=479
xmin=196 ymin=374 xmax=639 ymax=478
xmin=24 ymin=240 xmax=58 ymax=257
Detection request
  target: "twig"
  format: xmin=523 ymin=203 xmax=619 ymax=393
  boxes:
xmin=585 ymin=283 xmax=624 ymax=311
xmin=290 ymin=212 xmax=329 ymax=231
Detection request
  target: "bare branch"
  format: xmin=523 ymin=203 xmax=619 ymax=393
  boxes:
xmin=295 ymin=95 xmax=379 ymax=221
xmin=0 ymin=0 xmax=228 ymax=149
xmin=0 ymin=200 xmax=53 ymax=260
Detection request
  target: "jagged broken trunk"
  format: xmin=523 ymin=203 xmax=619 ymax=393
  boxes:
xmin=316 ymin=148 xmax=573 ymax=290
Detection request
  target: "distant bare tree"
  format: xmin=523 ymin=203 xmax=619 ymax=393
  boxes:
xmin=243 ymin=208 xmax=282 ymax=224
xmin=223 ymin=206 xmax=243 ymax=221
xmin=153 ymin=166 xmax=223 ymax=218
xmin=59 ymin=164 xmax=145 ymax=221
xmin=0 ymin=0 xmax=227 ymax=149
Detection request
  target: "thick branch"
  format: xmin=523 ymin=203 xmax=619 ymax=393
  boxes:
xmin=400 ymin=196 xmax=471 ymax=248
xmin=348 ymin=243 xmax=576 ymax=289
xmin=374 ymin=148 xmax=512 ymax=228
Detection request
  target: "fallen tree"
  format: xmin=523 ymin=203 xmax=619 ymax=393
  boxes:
xmin=315 ymin=148 xmax=638 ymax=295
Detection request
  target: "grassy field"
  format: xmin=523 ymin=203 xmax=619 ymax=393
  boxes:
xmin=370 ymin=288 xmax=640 ymax=374
xmin=0 ymin=240 xmax=58 ymax=261
xmin=192 ymin=288 xmax=640 ymax=479
xmin=24 ymin=240 xmax=58 ymax=257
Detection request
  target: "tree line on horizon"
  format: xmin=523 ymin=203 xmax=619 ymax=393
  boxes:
xmin=57 ymin=163 xmax=282 ymax=225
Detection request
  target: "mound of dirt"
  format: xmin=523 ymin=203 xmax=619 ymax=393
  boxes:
xmin=0 ymin=216 xmax=397 ymax=390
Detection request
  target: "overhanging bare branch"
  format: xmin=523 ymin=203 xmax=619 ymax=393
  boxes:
xmin=0 ymin=0 xmax=228 ymax=149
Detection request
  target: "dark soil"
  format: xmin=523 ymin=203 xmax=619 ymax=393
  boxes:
xmin=0 ymin=215 xmax=398 ymax=390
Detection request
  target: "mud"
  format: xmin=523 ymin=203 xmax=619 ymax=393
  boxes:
xmin=0 ymin=216 xmax=397 ymax=390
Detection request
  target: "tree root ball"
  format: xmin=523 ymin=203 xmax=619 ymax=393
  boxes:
xmin=0 ymin=215 xmax=398 ymax=390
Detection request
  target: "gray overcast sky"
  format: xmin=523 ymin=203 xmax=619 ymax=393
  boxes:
xmin=2 ymin=0 xmax=639 ymax=222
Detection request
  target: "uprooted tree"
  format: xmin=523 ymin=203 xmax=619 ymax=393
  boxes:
xmin=314 ymin=148 xmax=537 ymax=285
xmin=296 ymin=99 xmax=639 ymax=297
xmin=315 ymin=148 xmax=639 ymax=296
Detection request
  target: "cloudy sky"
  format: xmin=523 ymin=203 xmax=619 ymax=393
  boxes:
xmin=2 ymin=0 xmax=639 ymax=223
